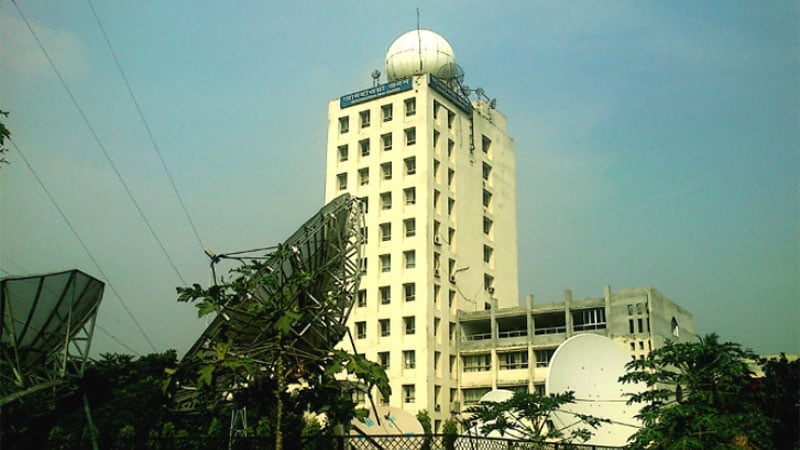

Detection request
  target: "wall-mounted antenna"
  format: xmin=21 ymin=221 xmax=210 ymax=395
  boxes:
xmin=417 ymin=8 xmax=423 ymax=72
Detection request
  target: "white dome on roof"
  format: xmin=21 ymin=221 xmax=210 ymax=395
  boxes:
xmin=385 ymin=29 xmax=458 ymax=81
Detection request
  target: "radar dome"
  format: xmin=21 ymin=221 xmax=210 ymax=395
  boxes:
xmin=385 ymin=29 xmax=458 ymax=81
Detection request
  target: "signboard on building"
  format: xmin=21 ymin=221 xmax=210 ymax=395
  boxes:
xmin=340 ymin=78 xmax=413 ymax=108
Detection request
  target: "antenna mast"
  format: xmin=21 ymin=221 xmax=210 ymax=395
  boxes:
xmin=416 ymin=8 xmax=423 ymax=72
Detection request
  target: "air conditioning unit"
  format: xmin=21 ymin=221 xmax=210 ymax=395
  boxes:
xmin=434 ymin=235 xmax=441 ymax=245
xmin=434 ymin=269 xmax=441 ymax=278
xmin=449 ymin=275 xmax=456 ymax=283
xmin=487 ymin=287 xmax=495 ymax=294
xmin=435 ymin=404 xmax=441 ymax=412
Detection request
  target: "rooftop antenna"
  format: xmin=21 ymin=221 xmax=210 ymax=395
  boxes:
xmin=416 ymin=8 xmax=423 ymax=72
xmin=371 ymin=70 xmax=381 ymax=86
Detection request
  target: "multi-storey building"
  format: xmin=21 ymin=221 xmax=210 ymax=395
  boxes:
xmin=456 ymin=286 xmax=694 ymax=413
xmin=324 ymin=29 xmax=519 ymax=427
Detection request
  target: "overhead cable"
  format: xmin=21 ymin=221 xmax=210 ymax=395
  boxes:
xmin=10 ymin=139 xmax=158 ymax=353
xmin=11 ymin=0 xmax=188 ymax=287
xmin=86 ymin=0 xmax=207 ymax=253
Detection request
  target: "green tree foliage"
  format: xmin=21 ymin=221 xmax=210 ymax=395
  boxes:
xmin=620 ymin=333 xmax=773 ymax=449
xmin=758 ymin=354 xmax=800 ymax=449
xmin=464 ymin=390 xmax=606 ymax=445
xmin=172 ymin=250 xmax=390 ymax=448
xmin=442 ymin=418 xmax=459 ymax=450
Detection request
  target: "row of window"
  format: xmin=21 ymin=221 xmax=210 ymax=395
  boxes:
xmin=462 ymin=349 xmax=555 ymax=372
xmin=340 ymin=98 xmax=417 ymax=134
xmin=336 ymin=157 xmax=416 ymax=190
xmin=356 ymin=283 xmax=417 ymax=307
xmin=336 ymin=129 xmax=417 ymax=163
xmin=354 ymin=318 xmax=457 ymax=342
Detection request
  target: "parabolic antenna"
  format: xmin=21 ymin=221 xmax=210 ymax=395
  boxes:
xmin=1 ymin=270 xmax=104 ymax=405
xmin=545 ymin=334 xmax=645 ymax=447
xmin=175 ymin=194 xmax=364 ymax=408
xmin=456 ymin=389 xmax=525 ymax=447
xmin=351 ymin=405 xmax=424 ymax=436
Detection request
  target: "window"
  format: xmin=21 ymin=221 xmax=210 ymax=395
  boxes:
xmin=404 ymin=218 xmax=416 ymax=237
xmin=433 ymin=129 xmax=440 ymax=150
xmin=483 ymin=216 xmax=493 ymax=235
xmin=380 ymin=254 xmax=391 ymax=272
xmin=403 ymin=350 xmax=416 ymax=369
xmin=339 ymin=116 xmax=349 ymax=133
xmin=636 ymin=303 xmax=643 ymax=315
xmin=403 ymin=384 xmax=416 ymax=403
xmin=379 ymin=222 xmax=391 ymax=241
xmin=360 ymin=110 xmax=370 ymax=128
xmin=404 ymin=97 xmax=416 ymax=116
xmin=352 ymin=389 xmax=365 ymax=404
xmin=433 ymin=100 xmax=441 ymax=119
xmin=629 ymin=318 xmax=635 ymax=334
xmin=380 ymin=392 xmax=389 ymax=406
xmin=357 ymin=289 xmax=366 ymax=307
xmin=534 ymin=384 xmax=546 ymax=395
xmin=463 ymin=354 xmax=491 ymax=372
xmin=484 ymin=274 xmax=494 ymax=291
xmin=434 ymin=317 xmax=441 ymax=336
xmin=404 ymin=316 xmax=416 ymax=334
xmin=499 ymin=351 xmax=529 ymax=370
xmin=535 ymin=349 xmax=555 ymax=368
xmin=483 ymin=189 xmax=492 ymax=208
xmin=627 ymin=305 xmax=634 ymax=315
xmin=671 ymin=317 xmax=680 ymax=337
xmin=449 ymin=356 xmax=456 ymax=376
xmin=381 ymin=104 xmax=393 ymax=122
xmin=355 ymin=321 xmax=366 ymax=339
xmin=379 ymin=319 xmax=390 ymax=337
xmin=434 ymin=284 xmax=441 ymax=305
xmin=360 ymin=226 xmax=367 ymax=244
xmin=359 ymin=139 xmax=370 ymax=157
xmin=381 ymin=133 xmax=392 ymax=151
xmin=405 ymin=127 xmax=416 ymax=145
xmin=434 ymin=351 xmax=441 ymax=371
xmin=338 ymin=145 xmax=348 ymax=162
xmin=404 ymin=251 xmax=416 ymax=269
xmin=380 ymin=286 xmax=391 ymax=304
xmin=447 ymin=111 xmax=455 ymax=129
xmin=380 ymin=192 xmax=392 ymax=210
xmin=359 ymin=196 xmax=368 ymax=214
xmin=433 ymin=190 xmax=441 ymax=210
xmin=404 ymin=187 xmax=416 ymax=205
xmin=378 ymin=351 xmax=390 ymax=369
xmin=381 ymin=162 xmax=392 ymax=180
xmin=359 ymin=257 xmax=367 ymax=274
xmin=404 ymin=157 xmax=416 ymax=175
xmin=483 ymin=245 xmax=493 ymax=264
xmin=448 ymin=227 xmax=456 ymax=247
xmin=447 ymin=197 xmax=455 ymax=216
xmin=482 ymin=135 xmax=492 ymax=155
xmin=337 ymin=173 xmax=347 ymax=190
xmin=433 ymin=159 xmax=440 ymax=181
xmin=482 ymin=163 xmax=492 ymax=181
xmin=404 ymin=283 xmax=416 ymax=301
xmin=447 ymin=168 xmax=455 ymax=188
xmin=447 ymin=139 xmax=454 ymax=158
xmin=449 ymin=322 xmax=456 ymax=342
xmin=359 ymin=168 xmax=369 ymax=186
xmin=637 ymin=318 xmax=644 ymax=333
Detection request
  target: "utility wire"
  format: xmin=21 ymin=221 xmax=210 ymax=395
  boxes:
xmin=11 ymin=138 xmax=158 ymax=353
xmin=96 ymin=325 xmax=143 ymax=356
xmin=11 ymin=0 xmax=188 ymax=287
xmin=85 ymin=0 xmax=206 ymax=253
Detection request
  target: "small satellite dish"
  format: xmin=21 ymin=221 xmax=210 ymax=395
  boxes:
xmin=546 ymin=334 xmax=645 ymax=447
xmin=461 ymin=85 xmax=472 ymax=97
xmin=489 ymin=99 xmax=497 ymax=109
xmin=475 ymin=87 xmax=485 ymax=97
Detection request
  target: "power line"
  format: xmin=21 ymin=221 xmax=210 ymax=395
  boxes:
xmin=11 ymin=0 xmax=188 ymax=287
xmin=10 ymin=138 xmax=158 ymax=353
xmin=85 ymin=0 xmax=207 ymax=253
xmin=95 ymin=325 xmax=143 ymax=356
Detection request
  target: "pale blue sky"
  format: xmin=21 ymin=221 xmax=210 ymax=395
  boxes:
xmin=1 ymin=1 xmax=797 ymax=356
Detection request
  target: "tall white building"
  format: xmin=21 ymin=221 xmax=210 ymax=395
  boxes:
xmin=324 ymin=29 xmax=519 ymax=425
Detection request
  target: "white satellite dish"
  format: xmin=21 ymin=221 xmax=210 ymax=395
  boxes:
xmin=351 ymin=405 xmax=424 ymax=436
xmin=479 ymin=389 xmax=514 ymax=403
xmin=545 ymin=334 xmax=645 ymax=447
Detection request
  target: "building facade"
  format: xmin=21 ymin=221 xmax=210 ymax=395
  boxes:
xmin=456 ymin=286 xmax=694 ymax=416
xmin=324 ymin=30 xmax=519 ymax=426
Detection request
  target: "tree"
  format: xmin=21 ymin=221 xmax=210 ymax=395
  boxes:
xmin=464 ymin=390 xmax=607 ymax=445
xmin=620 ymin=333 xmax=773 ymax=449
xmin=172 ymin=249 xmax=390 ymax=450
xmin=758 ymin=354 xmax=800 ymax=449
xmin=1 ymin=110 xmax=10 ymax=167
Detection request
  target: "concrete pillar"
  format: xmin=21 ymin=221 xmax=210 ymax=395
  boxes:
xmin=564 ymin=289 xmax=573 ymax=337
xmin=526 ymin=294 xmax=534 ymax=392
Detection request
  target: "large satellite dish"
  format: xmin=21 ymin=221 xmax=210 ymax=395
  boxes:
xmin=1 ymin=269 xmax=104 ymax=405
xmin=546 ymin=334 xmax=645 ymax=447
xmin=174 ymin=194 xmax=364 ymax=408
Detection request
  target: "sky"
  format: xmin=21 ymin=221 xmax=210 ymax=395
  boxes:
xmin=1 ymin=1 xmax=797 ymax=357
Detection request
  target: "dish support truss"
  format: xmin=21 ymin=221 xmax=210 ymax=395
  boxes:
xmin=1 ymin=269 xmax=104 ymax=405
xmin=175 ymin=194 xmax=365 ymax=408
